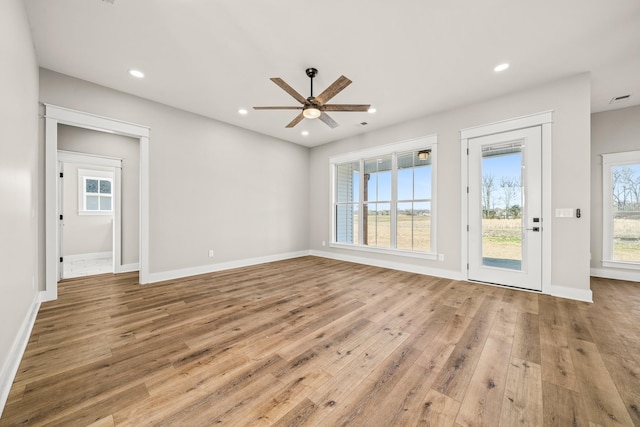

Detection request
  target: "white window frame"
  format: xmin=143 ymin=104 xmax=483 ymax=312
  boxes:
xmin=78 ymin=168 xmax=114 ymax=215
xmin=330 ymin=135 xmax=438 ymax=260
xmin=602 ymin=150 xmax=640 ymax=270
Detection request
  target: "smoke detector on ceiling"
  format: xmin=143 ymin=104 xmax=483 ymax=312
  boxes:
xmin=609 ymin=94 xmax=632 ymax=104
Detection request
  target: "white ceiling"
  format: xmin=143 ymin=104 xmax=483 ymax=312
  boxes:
xmin=24 ymin=0 xmax=640 ymax=148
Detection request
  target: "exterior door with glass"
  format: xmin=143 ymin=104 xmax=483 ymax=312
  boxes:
xmin=468 ymin=126 xmax=542 ymax=291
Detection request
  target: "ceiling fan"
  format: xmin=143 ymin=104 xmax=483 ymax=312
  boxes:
xmin=253 ymin=68 xmax=370 ymax=129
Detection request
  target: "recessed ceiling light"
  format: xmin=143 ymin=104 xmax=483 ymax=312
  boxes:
xmin=368 ymin=107 xmax=377 ymax=114
xmin=129 ymin=69 xmax=144 ymax=78
xmin=301 ymin=131 xmax=309 ymax=136
xmin=494 ymin=63 xmax=510 ymax=72
xmin=238 ymin=108 xmax=248 ymax=115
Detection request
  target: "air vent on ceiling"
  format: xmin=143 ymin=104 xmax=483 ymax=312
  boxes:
xmin=102 ymin=0 xmax=115 ymax=4
xmin=360 ymin=122 xmax=368 ymax=126
xmin=610 ymin=94 xmax=632 ymax=104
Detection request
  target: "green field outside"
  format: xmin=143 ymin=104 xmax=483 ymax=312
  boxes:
xmin=353 ymin=214 xmax=431 ymax=251
xmin=351 ymin=216 xmax=640 ymax=262
xmin=613 ymin=218 xmax=640 ymax=262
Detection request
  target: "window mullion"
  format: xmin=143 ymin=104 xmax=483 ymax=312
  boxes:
xmin=359 ymin=159 xmax=365 ymax=245
xmin=390 ymin=152 xmax=398 ymax=249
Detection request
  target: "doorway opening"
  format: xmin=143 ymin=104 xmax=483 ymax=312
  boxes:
xmin=57 ymin=151 xmax=123 ymax=279
xmin=44 ymin=104 xmax=150 ymax=301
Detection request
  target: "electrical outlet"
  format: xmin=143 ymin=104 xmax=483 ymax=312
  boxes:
xmin=322 ymin=241 xmax=326 ymax=247
xmin=208 ymin=249 xmax=214 ymax=258
xmin=438 ymin=254 xmax=445 ymax=261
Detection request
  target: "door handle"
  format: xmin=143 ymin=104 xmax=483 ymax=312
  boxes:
xmin=526 ymin=227 xmax=540 ymax=232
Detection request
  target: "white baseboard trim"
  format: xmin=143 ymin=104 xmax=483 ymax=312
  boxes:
xmin=310 ymin=250 xmax=595 ymax=302
xmin=0 ymin=292 xmax=41 ymax=418
xmin=146 ymin=250 xmax=311 ymax=283
xmin=63 ymin=251 xmax=112 ymax=262
xmin=546 ymin=284 xmax=593 ymax=303
xmin=590 ymin=267 xmax=640 ymax=283
xmin=118 ymin=263 xmax=139 ymax=273
xmin=309 ymin=250 xmax=465 ymax=281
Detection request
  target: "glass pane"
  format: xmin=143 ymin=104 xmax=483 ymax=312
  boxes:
xmin=413 ymin=201 xmax=431 ymax=252
xmin=364 ymin=202 xmax=374 ymax=245
xmin=613 ymin=213 xmax=640 ymax=262
xmin=397 ymin=202 xmax=413 ymax=250
xmin=368 ymin=203 xmax=390 ymax=248
xmin=336 ymin=204 xmax=357 ymax=244
xmin=99 ymin=180 xmax=112 ymax=194
xmin=86 ymin=195 xmax=99 ymax=210
xmin=376 ymin=203 xmax=391 ymax=248
xmin=397 ymin=153 xmax=413 ymax=169
xmin=414 ymin=165 xmax=431 ymax=200
xmin=364 ymin=202 xmax=390 ymax=248
xmin=377 ymin=170 xmax=391 ymax=201
xmin=100 ymin=196 xmax=112 ymax=211
xmin=612 ymin=164 xmax=640 ymax=262
xmin=85 ymin=179 xmax=98 ymax=194
xmin=336 ymin=162 xmax=359 ymax=203
xmin=364 ymin=156 xmax=392 ymax=202
xmin=398 ymin=168 xmax=413 ymax=200
xmin=481 ymin=145 xmax=523 ymax=270
xmin=364 ymin=160 xmax=376 ymax=202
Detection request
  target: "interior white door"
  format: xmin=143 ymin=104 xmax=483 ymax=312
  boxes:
xmin=468 ymin=126 xmax=542 ymax=291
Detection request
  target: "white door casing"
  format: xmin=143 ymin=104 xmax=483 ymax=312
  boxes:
xmin=44 ymin=104 xmax=150 ymax=301
xmin=460 ymin=111 xmax=552 ymax=295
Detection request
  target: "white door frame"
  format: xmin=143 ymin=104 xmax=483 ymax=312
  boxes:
xmin=44 ymin=104 xmax=150 ymax=301
xmin=467 ymin=127 xmax=542 ymax=290
xmin=460 ymin=111 xmax=552 ymax=294
xmin=57 ymin=151 xmax=123 ymax=278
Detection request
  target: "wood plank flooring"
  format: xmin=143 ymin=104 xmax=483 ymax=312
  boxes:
xmin=1 ymin=256 xmax=639 ymax=426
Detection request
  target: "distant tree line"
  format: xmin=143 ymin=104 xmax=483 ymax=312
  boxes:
xmin=614 ymin=166 xmax=640 ymax=212
xmin=482 ymin=173 xmax=522 ymax=219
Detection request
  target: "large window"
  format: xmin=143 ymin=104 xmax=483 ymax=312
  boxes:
xmin=602 ymin=151 xmax=640 ymax=268
xmin=332 ymin=136 xmax=436 ymax=257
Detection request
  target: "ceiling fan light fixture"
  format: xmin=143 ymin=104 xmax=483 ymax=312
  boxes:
xmin=303 ymin=107 xmax=321 ymax=119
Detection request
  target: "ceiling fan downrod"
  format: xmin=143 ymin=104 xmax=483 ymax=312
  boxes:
xmin=305 ymin=67 xmax=318 ymax=100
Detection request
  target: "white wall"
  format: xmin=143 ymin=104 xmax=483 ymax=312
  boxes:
xmin=309 ymin=74 xmax=592 ymax=296
xmin=591 ymin=105 xmax=640 ymax=281
xmin=39 ymin=69 xmax=310 ymax=278
xmin=0 ymin=0 xmax=40 ymax=412
xmin=58 ymin=125 xmax=139 ymax=264
xmin=60 ymin=162 xmax=113 ymax=257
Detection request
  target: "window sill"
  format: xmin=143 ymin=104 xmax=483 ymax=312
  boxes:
xmin=602 ymin=260 xmax=640 ymax=271
xmin=329 ymin=242 xmax=438 ymax=260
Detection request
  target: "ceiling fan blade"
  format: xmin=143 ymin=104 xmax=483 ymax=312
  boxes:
xmin=315 ymin=76 xmax=352 ymax=105
xmin=318 ymin=112 xmax=339 ymax=129
xmin=323 ymin=104 xmax=371 ymax=112
xmin=271 ymin=78 xmax=307 ymax=104
xmin=253 ymin=106 xmax=303 ymax=110
xmin=285 ymin=113 xmax=305 ymax=128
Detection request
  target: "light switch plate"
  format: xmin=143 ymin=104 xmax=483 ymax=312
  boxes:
xmin=555 ymin=208 xmax=574 ymax=218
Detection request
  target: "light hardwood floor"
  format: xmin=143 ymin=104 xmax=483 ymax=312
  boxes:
xmin=1 ymin=256 xmax=639 ymax=426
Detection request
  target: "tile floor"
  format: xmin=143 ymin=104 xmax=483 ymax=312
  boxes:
xmin=63 ymin=255 xmax=113 ymax=278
